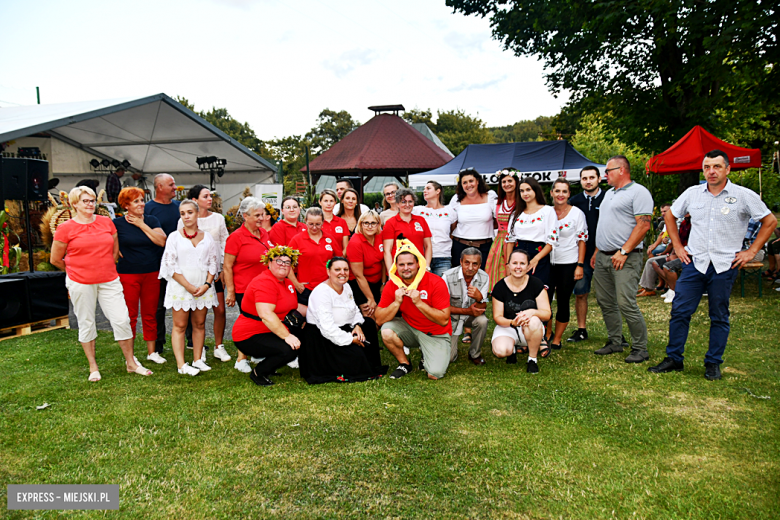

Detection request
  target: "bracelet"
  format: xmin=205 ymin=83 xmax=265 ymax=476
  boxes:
xmin=204 ymin=281 xmax=212 ymax=288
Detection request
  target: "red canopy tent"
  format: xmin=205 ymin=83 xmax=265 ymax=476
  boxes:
xmin=646 ymin=125 xmax=761 ymax=175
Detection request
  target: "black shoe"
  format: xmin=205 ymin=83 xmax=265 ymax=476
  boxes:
xmin=390 ymin=363 xmax=412 ymax=379
xmin=527 ymin=359 xmax=539 ymax=374
xmin=704 ymin=362 xmax=722 ymax=381
xmin=625 ymin=350 xmax=649 ymax=363
xmin=249 ymin=370 xmax=274 ymax=386
xmin=506 ymin=353 xmax=517 ymax=364
xmin=648 ymin=357 xmax=683 ymax=373
xmin=418 ymin=358 xmax=425 ymax=371
xmin=551 ymin=342 xmax=562 ymax=350
xmin=567 ymin=329 xmax=588 ymax=343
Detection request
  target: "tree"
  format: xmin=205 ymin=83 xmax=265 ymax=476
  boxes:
xmin=490 ymin=116 xmax=555 ymax=143
xmin=305 ymin=109 xmax=360 ymax=155
xmin=403 ymin=108 xmax=435 ymax=127
xmin=264 ymin=135 xmax=312 ymax=195
xmin=404 ymin=108 xmax=493 ymax=155
xmin=447 ymin=0 xmax=779 ymax=190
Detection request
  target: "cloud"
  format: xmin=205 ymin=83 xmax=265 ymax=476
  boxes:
xmin=443 ymin=31 xmax=486 ymax=54
xmin=208 ymin=0 xmax=265 ymax=9
xmin=448 ymin=75 xmax=508 ymax=92
xmin=323 ymin=49 xmax=377 ymax=78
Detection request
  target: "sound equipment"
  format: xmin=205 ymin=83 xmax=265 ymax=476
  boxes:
xmin=0 ymin=278 xmax=30 ymax=329
xmin=0 ymin=272 xmax=68 ymax=329
xmin=1 ymin=157 xmax=49 ymax=201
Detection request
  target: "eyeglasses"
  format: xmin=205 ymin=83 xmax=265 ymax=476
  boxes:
xmin=274 ymin=259 xmax=292 ymax=266
xmin=362 ymin=221 xmax=378 ymax=227
xmin=81 ymin=199 xmax=96 ymax=205
xmin=399 ymin=200 xmax=414 ymax=206
xmin=384 ymin=190 xmax=397 ymax=197
xmin=604 ymin=167 xmax=621 ymax=173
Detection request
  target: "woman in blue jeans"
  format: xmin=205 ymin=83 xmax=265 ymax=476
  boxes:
xmin=413 ymin=181 xmax=457 ymax=276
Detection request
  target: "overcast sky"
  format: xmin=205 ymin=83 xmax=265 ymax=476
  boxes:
xmin=0 ymin=0 xmax=568 ymax=140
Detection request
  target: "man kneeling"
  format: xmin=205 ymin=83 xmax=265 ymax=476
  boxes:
xmin=443 ymin=247 xmax=489 ymax=364
xmin=375 ymin=246 xmax=452 ymax=380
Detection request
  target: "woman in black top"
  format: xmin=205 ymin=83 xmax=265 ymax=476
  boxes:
xmin=491 ymin=249 xmax=551 ymax=373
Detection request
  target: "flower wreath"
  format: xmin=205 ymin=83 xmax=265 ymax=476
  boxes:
xmin=265 ymin=202 xmax=279 ymax=223
xmin=260 ymin=245 xmax=301 ymax=267
xmin=496 ymin=168 xmax=520 ymax=178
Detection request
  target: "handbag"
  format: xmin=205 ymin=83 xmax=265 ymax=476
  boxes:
xmin=283 ymin=309 xmax=306 ymax=330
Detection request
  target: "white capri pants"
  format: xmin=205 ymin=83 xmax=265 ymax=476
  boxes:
xmin=491 ymin=323 xmax=528 ymax=346
xmin=66 ymin=276 xmax=133 ymax=343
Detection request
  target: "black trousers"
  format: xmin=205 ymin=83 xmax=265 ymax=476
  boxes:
xmin=234 ymin=333 xmax=297 ymax=376
xmin=549 ymin=263 xmax=577 ymax=323
xmin=348 ymin=279 xmax=383 ymax=369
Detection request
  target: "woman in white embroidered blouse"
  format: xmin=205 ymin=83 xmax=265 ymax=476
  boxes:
xmin=413 ymin=181 xmax=457 ymax=276
xmin=299 ymin=257 xmax=387 ymax=384
xmin=450 ymin=169 xmax=497 ymax=270
xmin=161 ymin=200 xmax=218 ymax=376
xmin=547 ymin=179 xmax=588 ymax=350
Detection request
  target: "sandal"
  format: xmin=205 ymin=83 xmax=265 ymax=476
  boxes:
xmin=88 ymin=371 xmax=101 ymax=382
xmin=539 ymin=346 xmax=552 ymax=358
xmin=462 ymin=333 xmax=472 ymax=344
xmin=517 ymin=345 xmax=529 ymax=355
xmin=127 ymin=359 xmax=153 ymax=376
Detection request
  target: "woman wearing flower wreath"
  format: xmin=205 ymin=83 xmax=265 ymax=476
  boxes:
xmin=231 ymin=245 xmax=302 ymax=387
xmin=159 ymin=200 xmax=219 ymax=376
xmin=177 ymin=185 xmax=231 ymax=363
xmin=260 ymin=203 xmax=277 ymax=233
xmin=299 ymin=256 xmax=388 ymax=384
xmin=505 ymin=176 xmax=558 ymax=356
xmin=319 ymin=189 xmax=350 ymax=253
xmin=485 ymin=169 xmax=521 ymax=291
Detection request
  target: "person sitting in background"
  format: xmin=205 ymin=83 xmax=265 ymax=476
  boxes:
xmin=491 ymin=249 xmax=551 ymax=374
xmin=375 ymin=240 xmax=452 ymax=380
xmin=443 ymin=248 xmax=489 ymax=365
xmin=159 ymin=200 xmax=218 ymax=376
xmin=270 ymin=197 xmax=306 ymax=246
xmin=319 ymin=189 xmax=350 ymax=252
xmin=114 ymin=187 xmax=167 ymax=365
xmin=653 ymin=213 xmax=692 ymax=303
xmin=51 ymin=186 xmax=152 ymax=382
xmin=299 ymin=257 xmax=388 ymax=384
xmin=223 ymin=197 xmax=275 ymax=373
xmin=231 ymin=246 xmax=301 ymax=387
xmin=637 ymin=204 xmax=672 ymax=297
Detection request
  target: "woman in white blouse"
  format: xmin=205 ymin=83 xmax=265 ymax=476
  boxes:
xmin=450 ymin=169 xmax=497 ymax=270
xmin=178 ymin=185 xmax=231 ymax=363
xmin=413 ymin=181 xmax=457 ymax=276
xmin=547 ymin=179 xmax=588 ymax=350
xmin=298 ymin=257 xmax=387 ymax=384
xmin=161 ymin=200 xmax=219 ymax=376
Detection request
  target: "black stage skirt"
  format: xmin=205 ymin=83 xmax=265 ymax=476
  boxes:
xmin=347 ymin=279 xmax=383 ymax=369
xmin=299 ymin=324 xmax=388 ymax=385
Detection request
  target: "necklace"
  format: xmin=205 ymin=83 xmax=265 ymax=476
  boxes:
xmin=182 ymin=227 xmax=198 ymax=239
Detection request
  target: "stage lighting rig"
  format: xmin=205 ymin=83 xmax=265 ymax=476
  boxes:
xmin=196 ymin=156 xmax=227 ymax=190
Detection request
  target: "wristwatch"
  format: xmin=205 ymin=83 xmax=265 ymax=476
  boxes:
xmin=577 ymin=262 xmax=584 ymax=267
xmin=204 ymin=281 xmax=212 ymax=288
xmin=619 ymin=248 xmax=629 ymax=256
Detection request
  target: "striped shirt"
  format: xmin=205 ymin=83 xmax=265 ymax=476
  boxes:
xmin=670 ymin=180 xmax=769 ymax=274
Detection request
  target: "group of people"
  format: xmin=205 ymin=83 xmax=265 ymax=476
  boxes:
xmin=51 ymin=149 xmax=775 ymax=385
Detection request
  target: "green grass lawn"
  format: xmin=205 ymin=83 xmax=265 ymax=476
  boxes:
xmin=1 ymin=287 xmax=778 ymax=519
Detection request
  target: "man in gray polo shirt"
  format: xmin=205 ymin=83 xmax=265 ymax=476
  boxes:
xmin=591 ymin=155 xmax=654 ymax=362
xmin=649 ymin=149 xmax=775 ymax=380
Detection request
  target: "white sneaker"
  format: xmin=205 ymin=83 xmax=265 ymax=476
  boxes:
xmin=178 ymin=363 xmax=200 ymax=376
xmin=200 ymin=349 xmax=207 ymax=362
xmin=287 ymin=357 xmax=299 ymax=369
xmin=234 ymin=359 xmax=252 ymax=373
xmin=146 ymin=352 xmax=167 ymax=364
xmin=775 ymin=286 xmax=780 ymax=292
xmin=663 ymin=289 xmax=675 ymax=303
xmin=193 ymin=359 xmax=211 ymax=372
xmin=213 ymin=345 xmax=231 ymax=362
xmin=250 ymin=357 xmax=265 ymax=364
xmin=659 ymin=289 xmax=669 ymax=298
xmin=403 ymin=346 xmax=410 ymax=356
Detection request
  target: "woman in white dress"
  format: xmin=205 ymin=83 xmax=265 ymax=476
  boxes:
xmin=177 ymin=185 xmax=231 ymax=362
xmin=161 ymin=200 xmax=219 ymax=376
xmin=450 ymin=169 xmax=497 ymax=270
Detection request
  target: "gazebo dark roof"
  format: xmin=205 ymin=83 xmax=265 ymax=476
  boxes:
xmin=303 ymin=113 xmax=452 ymax=178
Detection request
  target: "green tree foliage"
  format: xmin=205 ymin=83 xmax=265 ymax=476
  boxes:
xmin=264 ymin=135 xmax=312 ymax=195
xmin=174 ymin=96 xmax=269 ymax=159
xmin=304 ymin=109 xmax=360 ymax=155
xmin=404 ymin=108 xmax=493 ymax=155
xmin=447 ymin=0 xmax=779 ymax=190
xmin=490 ymin=116 xmax=555 ymax=143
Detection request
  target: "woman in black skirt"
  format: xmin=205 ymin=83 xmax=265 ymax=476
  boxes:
xmin=299 ymin=257 xmax=387 ymax=384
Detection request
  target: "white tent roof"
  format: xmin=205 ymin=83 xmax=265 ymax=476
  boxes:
xmin=0 ymin=93 xmax=276 ymax=175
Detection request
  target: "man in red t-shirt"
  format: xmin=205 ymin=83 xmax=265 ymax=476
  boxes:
xmin=375 ymin=252 xmax=452 ymax=380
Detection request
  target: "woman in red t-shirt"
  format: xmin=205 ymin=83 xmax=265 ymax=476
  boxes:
xmin=319 ymin=189 xmax=349 ymax=253
xmin=288 ymin=207 xmax=341 ymax=310
xmin=231 ymin=246 xmax=301 ymax=386
xmin=269 ymin=196 xmax=306 ymax=246
xmin=382 ymin=188 xmax=433 ymax=272
xmin=51 ymin=186 xmax=153 ymax=382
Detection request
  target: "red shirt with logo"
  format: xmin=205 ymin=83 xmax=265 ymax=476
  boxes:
xmin=269 ymin=219 xmax=306 ymax=246
xmin=225 ymin=225 xmax=275 ymax=294
xmin=288 ymin=231 xmax=343 ymax=290
xmin=346 ymin=233 xmax=384 ymax=283
xmin=379 ymin=271 xmax=452 ymax=335
xmin=232 ymin=270 xmax=298 ymax=341
xmin=323 ymin=215 xmax=350 ymax=248
xmin=382 ymin=214 xmax=431 ymax=259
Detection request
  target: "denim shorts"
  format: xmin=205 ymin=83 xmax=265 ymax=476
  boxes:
xmin=572 ymin=264 xmax=594 ymax=296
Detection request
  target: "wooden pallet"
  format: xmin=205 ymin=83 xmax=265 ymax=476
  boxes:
xmin=0 ymin=316 xmax=70 ymax=342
